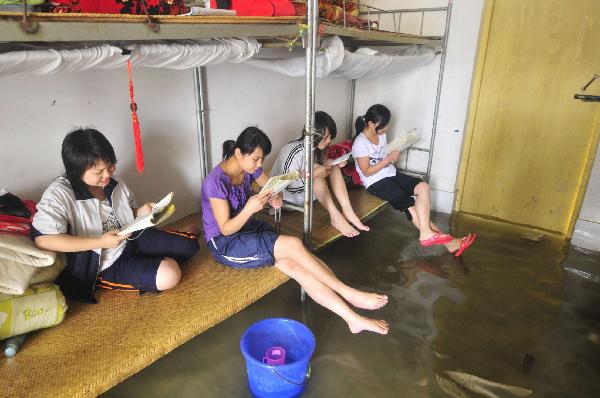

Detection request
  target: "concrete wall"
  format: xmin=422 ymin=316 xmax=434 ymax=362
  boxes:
xmin=0 ymin=63 xmax=349 ymax=217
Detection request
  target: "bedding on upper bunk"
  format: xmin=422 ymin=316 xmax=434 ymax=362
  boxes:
xmin=245 ymin=35 xmax=436 ymax=80
xmin=0 ymin=39 xmax=261 ymax=77
xmin=49 ymin=0 xmax=187 ymax=15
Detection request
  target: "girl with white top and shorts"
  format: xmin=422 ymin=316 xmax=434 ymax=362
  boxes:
xmin=352 ymin=104 xmax=476 ymax=256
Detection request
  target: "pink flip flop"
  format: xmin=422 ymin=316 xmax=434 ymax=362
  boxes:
xmin=454 ymin=233 xmax=477 ymax=257
xmin=420 ymin=232 xmax=454 ymax=247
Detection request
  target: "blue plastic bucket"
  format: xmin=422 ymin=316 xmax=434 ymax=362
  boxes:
xmin=240 ymin=318 xmax=316 ymax=398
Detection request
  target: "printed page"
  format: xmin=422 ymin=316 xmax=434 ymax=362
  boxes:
xmin=387 ymin=128 xmax=420 ymax=153
xmin=118 ymin=192 xmax=174 ymax=236
xmin=259 ymin=170 xmax=300 ymax=196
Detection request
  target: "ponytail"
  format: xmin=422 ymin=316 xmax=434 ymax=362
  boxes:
xmin=354 ymin=115 xmax=366 ymax=138
xmin=222 ymin=140 xmax=236 ymax=160
xmin=222 ymin=127 xmax=272 ymax=161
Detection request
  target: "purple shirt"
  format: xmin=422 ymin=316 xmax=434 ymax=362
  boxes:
xmin=201 ymin=165 xmax=263 ymax=241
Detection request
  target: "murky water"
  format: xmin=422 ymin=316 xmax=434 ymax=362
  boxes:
xmin=103 ymin=208 xmax=600 ymax=398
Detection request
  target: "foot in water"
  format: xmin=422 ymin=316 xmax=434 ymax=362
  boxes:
xmin=342 ymin=208 xmax=370 ymax=232
xmin=344 ymin=290 xmax=388 ymax=310
xmin=330 ymin=212 xmax=359 ymax=237
xmin=348 ymin=316 xmax=389 ymax=335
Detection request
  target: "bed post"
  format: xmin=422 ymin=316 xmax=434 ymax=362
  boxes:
xmin=425 ymin=1 xmax=453 ymax=181
xmin=301 ymin=0 xmax=319 ymax=302
xmin=348 ymin=79 xmax=356 ymax=140
xmin=193 ymin=66 xmax=209 ymax=181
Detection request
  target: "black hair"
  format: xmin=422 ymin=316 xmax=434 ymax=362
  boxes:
xmin=222 ymin=126 xmax=272 ymax=160
xmin=354 ymin=104 xmax=391 ymax=138
xmin=314 ymin=111 xmax=337 ymax=164
xmin=294 ymin=111 xmax=337 ymax=164
xmin=61 ymin=128 xmax=117 ymax=191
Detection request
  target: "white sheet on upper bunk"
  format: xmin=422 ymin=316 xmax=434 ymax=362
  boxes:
xmin=245 ymin=35 xmax=436 ymax=80
xmin=0 ymin=38 xmax=260 ymax=77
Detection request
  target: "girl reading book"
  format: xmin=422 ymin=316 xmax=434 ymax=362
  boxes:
xmin=201 ymin=126 xmax=389 ymax=335
xmin=352 ymin=104 xmax=476 ymax=256
xmin=270 ymin=111 xmax=369 ymax=237
xmin=32 ymin=128 xmax=200 ymax=302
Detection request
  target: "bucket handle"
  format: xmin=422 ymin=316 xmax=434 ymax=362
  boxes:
xmin=271 ymin=363 xmax=311 ymax=386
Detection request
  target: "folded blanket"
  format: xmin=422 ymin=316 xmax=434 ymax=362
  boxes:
xmin=0 ymin=235 xmax=62 ymax=295
xmin=0 ymin=234 xmax=55 ymax=267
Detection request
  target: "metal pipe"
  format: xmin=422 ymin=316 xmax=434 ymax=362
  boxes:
xmin=348 ymin=79 xmax=356 ymax=140
xmin=360 ymin=7 xmax=448 ymax=15
xmin=425 ymin=1 xmax=452 ymax=181
xmin=193 ymin=66 xmax=209 ymax=180
xmin=300 ymin=0 xmax=319 ymax=302
xmin=303 ymin=0 xmax=318 ymax=248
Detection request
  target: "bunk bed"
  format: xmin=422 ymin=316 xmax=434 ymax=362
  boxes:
xmin=0 ymin=3 xmax=450 ymax=396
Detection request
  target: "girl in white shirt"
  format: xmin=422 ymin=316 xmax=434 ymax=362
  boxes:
xmin=352 ymin=104 xmax=475 ymax=256
xmin=271 ymin=111 xmax=369 ymax=237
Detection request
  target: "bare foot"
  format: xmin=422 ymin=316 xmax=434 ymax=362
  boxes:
xmin=331 ymin=213 xmax=359 ymax=237
xmin=344 ymin=290 xmax=388 ymax=310
xmin=348 ymin=316 xmax=389 ymax=335
xmin=180 ymin=224 xmax=200 ymax=238
xmin=445 ymin=237 xmax=462 ymax=253
xmin=342 ymin=208 xmax=370 ymax=232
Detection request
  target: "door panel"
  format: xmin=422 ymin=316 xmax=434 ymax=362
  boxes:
xmin=459 ymin=0 xmax=600 ymax=233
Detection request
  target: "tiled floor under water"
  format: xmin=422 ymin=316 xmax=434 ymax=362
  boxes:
xmin=103 ymin=208 xmax=600 ymax=397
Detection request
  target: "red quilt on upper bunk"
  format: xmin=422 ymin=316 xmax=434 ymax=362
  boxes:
xmin=50 ymin=0 xmax=187 ymax=15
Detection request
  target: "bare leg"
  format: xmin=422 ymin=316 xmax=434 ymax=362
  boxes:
xmin=313 ymin=176 xmax=359 ymax=237
xmin=408 ymin=207 xmax=462 ymax=253
xmin=275 ymin=235 xmax=388 ymax=310
xmin=155 ymin=257 xmax=181 ymax=291
xmin=328 ymin=166 xmax=369 ymax=231
xmin=413 ymin=182 xmax=437 ymax=241
xmin=275 ymin=258 xmax=388 ymax=335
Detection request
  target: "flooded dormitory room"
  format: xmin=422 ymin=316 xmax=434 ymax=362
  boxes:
xmin=1 ymin=0 xmax=599 ymax=397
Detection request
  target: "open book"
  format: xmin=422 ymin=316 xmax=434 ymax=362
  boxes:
xmin=386 ymin=128 xmax=420 ymax=153
xmin=259 ymin=170 xmax=300 ymax=197
xmin=118 ymin=192 xmax=176 ymax=236
xmin=327 ymin=152 xmax=352 ymax=166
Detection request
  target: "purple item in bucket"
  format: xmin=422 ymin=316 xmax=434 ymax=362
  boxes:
xmin=263 ymin=346 xmax=286 ymax=366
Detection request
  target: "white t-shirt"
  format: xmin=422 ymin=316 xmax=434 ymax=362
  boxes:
xmin=270 ymin=139 xmax=317 ymax=206
xmin=99 ymin=199 xmax=126 ymax=272
xmin=351 ymin=132 xmax=396 ymax=188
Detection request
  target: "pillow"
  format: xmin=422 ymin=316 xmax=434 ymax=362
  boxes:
xmin=0 ymin=283 xmax=67 ymax=340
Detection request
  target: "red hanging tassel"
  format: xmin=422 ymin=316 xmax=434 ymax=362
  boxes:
xmin=128 ymin=59 xmax=144 ymax=174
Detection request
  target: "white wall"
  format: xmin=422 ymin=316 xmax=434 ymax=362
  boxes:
xmin=572 ymin=143 xmax=600 ymax=251
xmin=356 ymin=0 xmax=485 ymax=213
xmin=0 ymin=62 xmax=349 ymax=217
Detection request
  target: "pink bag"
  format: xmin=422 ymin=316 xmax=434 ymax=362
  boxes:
xmin=211 ymin=0 xmax=295 ymax=16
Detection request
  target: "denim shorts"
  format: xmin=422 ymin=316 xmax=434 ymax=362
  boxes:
xmin=207 ymin=219 xmax=278 ymax=269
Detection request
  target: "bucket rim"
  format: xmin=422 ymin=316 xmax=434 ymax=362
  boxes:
xmin=240 ymin=317 xmax=316 ymax=370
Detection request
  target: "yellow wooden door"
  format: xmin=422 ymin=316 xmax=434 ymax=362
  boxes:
xmin=456 ymin=0 xmax=600 ymax=235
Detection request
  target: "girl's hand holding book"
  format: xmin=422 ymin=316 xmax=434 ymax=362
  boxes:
xmin=268 ymin=194 xmax=283 ymax=209
xmin=98 ymin=230 xmax=130 ymax=248
xmin=385 ymin=150 xmax=401 ymax=164
xmin=136 ymin=202 xmax=156 ymax=217
xmin=246 ymin=191 xmax=271 ymax=214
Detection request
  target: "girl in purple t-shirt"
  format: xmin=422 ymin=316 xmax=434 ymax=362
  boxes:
xmin=201 ymin=127 xmax=389 ymax=335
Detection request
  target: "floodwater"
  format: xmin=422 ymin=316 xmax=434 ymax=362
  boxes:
xmin=103 ymin=208 xmax=600 ymax=397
